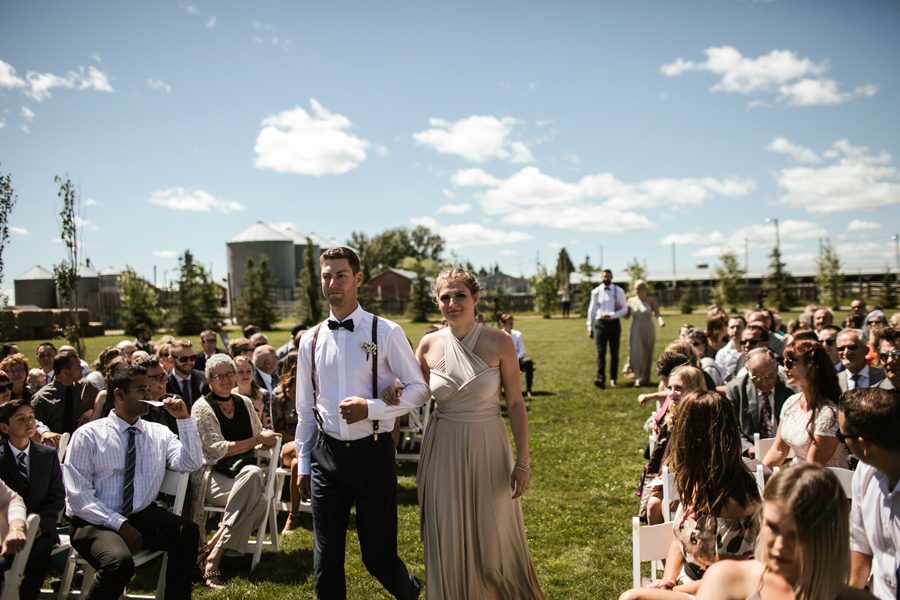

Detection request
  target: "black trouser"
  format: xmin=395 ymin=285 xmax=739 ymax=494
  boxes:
xmin=594 ymin=319 xmax=621 ymax=384
xmin=71 ymin=504 xmax=199 ymax=600
xmin=519 ymin=357 xmax=535 ymax=394
xmin=310 ymin=433 xmax=419 ymax=600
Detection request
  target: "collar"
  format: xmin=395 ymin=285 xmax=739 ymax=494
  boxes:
xmin=6 ymin=441 xmax=29 ymax=459
xmin=328 ymin=303 xmax=366 ymax=326
xmin=849 ymin=364 xmax=870 ymax=378
xmin=871 ymin=465 xmax=900 ymax=498
xmin=108 ymin=411 xmax=146 ymax=434
xmin=172 ymin=371 xmax=192 ymax=384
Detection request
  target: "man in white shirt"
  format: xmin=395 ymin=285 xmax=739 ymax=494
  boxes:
xmin=63 ymin=364 xmax=203 ymax=599
xmin=586 ymin=269 xmax=628 ymax=389
xmin=715 ymin=315 xmax=745 ymax=383
xmin=500 ymin=313 xmax=535 ymax=397
xmin=840 ymin=387 xmax=900 ymax=599
xmin=252 ymin=344 xmax=278 ymax=392
xmin=296 ymin=247 xmax=427 ymax=600
xmin=838 ymin=329 xmax=885 ymax=392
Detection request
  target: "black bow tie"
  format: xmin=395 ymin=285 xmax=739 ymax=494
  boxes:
xmin=327 ymin=319 xmax=354 ymax=332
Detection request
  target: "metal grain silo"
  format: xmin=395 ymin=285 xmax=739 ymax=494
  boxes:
xmin=13 ymin=266 xmax=57 ymax=308
xmin=99 ymin=267 xmax=120 ymax=293
xmin=278 ymin=226 xmax=321 ymax=282
xmin=227 ymin=222 xmax=296 ymax=301
xmin=75 ymin=264 xmax=100 ymax=300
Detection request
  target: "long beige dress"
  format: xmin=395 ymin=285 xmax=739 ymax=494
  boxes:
xmin=417 ymin=324 xmax=543 ymax=599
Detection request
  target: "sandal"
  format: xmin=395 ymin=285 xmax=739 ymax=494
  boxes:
xmin=282 ymin=512 xmax=301 ymax=534
xmin=202 ymin=570 xmax=225 ymax=590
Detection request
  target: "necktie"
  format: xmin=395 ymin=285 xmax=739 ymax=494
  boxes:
xmin=16 ymin=452 xmax=28 ymax=489
xmin=181 ymin=377 xmax=192 ymax=406
xmin=849 ymin=372 xmax=861 ymax=390
xmin=122 ymin=426 xmax=136 ymax=517
xmin=759 ymin=393 xmax=774 ymax=438
xmin=63 ymin=385 xmax=74 ymax=434
xmin=327 ymin=319 xmax=355 ymax=332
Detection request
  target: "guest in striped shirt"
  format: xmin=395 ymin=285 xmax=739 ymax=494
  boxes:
xmin=62 ymin=364 xmax=203 ymax=599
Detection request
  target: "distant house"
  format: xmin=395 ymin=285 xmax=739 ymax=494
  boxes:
xmin=482 ymin=272 xmax=531 ymax=295
xmin=368 ymin=268 xmax=421 ymax=314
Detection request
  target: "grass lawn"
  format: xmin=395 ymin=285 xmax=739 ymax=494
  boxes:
xmin=19 ymin=311 xmax=743 ymax=597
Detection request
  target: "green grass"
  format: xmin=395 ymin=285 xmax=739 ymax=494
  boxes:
xmin=20 ymin=311 xmax=795 ymax=598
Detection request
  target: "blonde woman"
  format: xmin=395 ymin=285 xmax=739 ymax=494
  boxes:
xmin=627 ymin=280 xmax=664 ymax=388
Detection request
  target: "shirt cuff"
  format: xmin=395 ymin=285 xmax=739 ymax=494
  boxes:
xmin=107 ymin=513 xmax=127 ymax=531
xmin=366 ymin=399 xmax=384 ymax=421
xmin=299 ymin=455 xmax=311 ymax=476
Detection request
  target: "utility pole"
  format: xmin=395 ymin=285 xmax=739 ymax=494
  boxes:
xmin=671 ymin=242 xmax=677 ymax=290
xmin=893 ymin=233 xmax=899 ymax=268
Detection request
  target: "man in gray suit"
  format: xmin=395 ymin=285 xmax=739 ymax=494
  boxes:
xmin=725 ymin=349 xmax=793 ymax=456
xmin=874 ymin=327 xmax=898 ymax=391
xmin=837 ymin=329 xmax=885 ymax=392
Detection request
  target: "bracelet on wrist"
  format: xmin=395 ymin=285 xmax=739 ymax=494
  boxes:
xmin=514 ymin=462 xmax=531 ymax=473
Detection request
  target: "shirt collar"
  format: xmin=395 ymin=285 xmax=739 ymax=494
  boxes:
xmin=329 ymin=303 xmax=365 ymax=325
xmin=6 ymin=441 xmax=29 ymax=458
xmin=872 ymin=466 xmax=900 ymax=498
xmin=173 ymin=371 xmax=191 ymax=384
xmin=108 ymin=411 xmax=146 ymax=434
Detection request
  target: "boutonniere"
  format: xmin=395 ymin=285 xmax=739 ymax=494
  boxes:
xmin=360 ymin=341 xmax=378 ymax=361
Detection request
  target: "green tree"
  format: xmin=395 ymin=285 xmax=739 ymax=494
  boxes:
xmin=883 ymin=266 xmax=897 ymax=309
xmin=711 ymin=251 xmax=745 ymax=311
xmin=119 ymin=267 xmax=163 ymax=332
xmin=679 ymin=279 xmax=695 ymax=314
xmin=555 ymin=248 xmax=575 ymax=291
xmin=576 ymin=255 xmax=595 ymax=317
xmin=52 ymin=175 xmax=84 ymax=355
xmin=532 ymin=263 xmax=558 ymax=318
xmin=762 ymin=247 xmax=795 ymax=311
xmin=623 ymin=257 xmax=648 ymax=291
xmin=0 ymin=165 xmax=17 ymax=340
xmin=405 ymin=263 xmax=433 ymax=322
xmin=295 ymin=237 xmax=324 ymax=325
xmin=171 ymin=250 xmax=221 ymax=335
xmin=815 ymin=241 xmax=843 ymax=310
xmin=235 ymin=255 xmax=278 ymax=330
xmin=410 ymin=224 xmax=445 ymax=261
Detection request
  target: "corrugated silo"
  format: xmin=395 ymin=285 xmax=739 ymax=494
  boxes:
xmin=99 ymin=267 xmax=120 ymax=293
xmin=13 ymin=266 xmax=57 ymax=308
xmin=227 ymin=221 xmax=296 ymax=302
xmin=74 ymin=264 xmax=100 ymax=300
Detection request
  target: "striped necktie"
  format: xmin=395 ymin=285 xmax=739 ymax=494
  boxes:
xmin=122 ymin=427 xmax=137 ymax=517
xmin=16 ymin=452 xmax=28 ymax=489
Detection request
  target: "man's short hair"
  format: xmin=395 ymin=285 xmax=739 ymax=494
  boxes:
xmin=602 ymin=268 xmax=613 ymax=276
xmin=687 ymin=329 xmax=708 ymax=345
xmin=200 ymin=329 xmax=216 ymax=340
xmin=838 ymin=328 xmax=867 ymax=344
xmin=37 ymin=342 xmax=57 ymax=353
xmin=744 ymin=324 xmax=770 ymax=343
xmin=171 ymin=339 xmax=193 ymax=352
xmin=746 ymin=348 xmax=776 ymax=368
xmin=0 ymin=398 xmax=32 ymax=424
xmin=880 ymin=327 xmax=900 ymax=347
xmin=107 ymin=364 xmax=141 ymax=400
xmin=132 ymin=355 xmax=161 ymax=372
xmin=656 ymin=349 xmax=693 ymax=378
xmin=818 ymin=325 xmax=842 ymax=339
xmin=728 ymin=315 xmax=747 ymax=327
xmin=133 ymin=323 xmax=150 ymax=336
xmin=320 ymin=246 xmax=361 ymax=274
xmin=53 ymin=349 xmax=79 ymax=374
xmin=840 ymin=387 xmax=900 ymax=450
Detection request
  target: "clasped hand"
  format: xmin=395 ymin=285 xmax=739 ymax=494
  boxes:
xmin=339 ymin=397 xmax=368 ymax=424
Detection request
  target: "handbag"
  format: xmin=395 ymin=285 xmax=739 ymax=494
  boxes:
xmin=213 ymin=451 xmax=257 ymax=478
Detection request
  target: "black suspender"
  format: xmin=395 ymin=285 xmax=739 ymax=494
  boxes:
xmin=309 ymin=315 xmax=380 ymax=439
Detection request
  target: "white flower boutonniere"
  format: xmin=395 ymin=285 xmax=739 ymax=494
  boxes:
xmin=360 ymin=341 xmax=378 ymax=362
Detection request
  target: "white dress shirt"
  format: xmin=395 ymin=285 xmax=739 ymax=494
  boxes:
xmin=851 ymin=462 xmax=899 ymax=599
xmin=586 ymin=284 xmax=628 ymax=332
xmin=8 ymin=442 xmax=29 ymax=478
xmin=715 ymin=343 xmax=742 ymax=382
xmin=847 ymin=365 xmax=871 ymax=390
xmin=509 ymin=329 xmax=526 ymax=360
xmin=63 ymin=411 xmax=203 ymax=531
xmin=295 ymin=305 xmax=429 ymax=475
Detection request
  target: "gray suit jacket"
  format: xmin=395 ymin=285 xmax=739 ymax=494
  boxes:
xmin=725 ymin=373 xmax=793 ymax=450
xmin=837 ymin=366 xmax=885 ymax=392
xmin=873 ymin=376 xmax=895 ymax=391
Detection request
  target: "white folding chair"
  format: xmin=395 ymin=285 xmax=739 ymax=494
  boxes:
xmin=631 ymin=516 xmax=674 ymax=588
xmin=753 ymin=433 xmax=776 ymax=463
xmin=828 ymin=466 xmax=854 ymax=498
xmin=755 ymin=464 xmax=766 ymax=496
xmin=1 ymin=513 xmax=41 ymax=600
xmin=57 ymin=432 xmax=70 ymax=463
xmin=271 ymin=463 xmax=312 ymax=546
xmin=661 ymin=466 xmax=679 ymax=522
xmin=396 ymin=403 xmax=431 ymax=462
xmin=57 ymin=469 xmax=190 ymax=600
xmin=204 ymin=437 xmax=281 ymax=570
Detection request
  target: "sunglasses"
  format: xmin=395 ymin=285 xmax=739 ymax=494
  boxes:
xmin=836 ymin=344 xmax=858 ymax=353
xmin=822 ymin=338 xmax=836 ymax=346
xmin=210 ymin=372 xmax=235 ymax=380
xmin=174 ymin=355 xmax=196 ymax=363
xmin=201 ymin=338 xmax=216 ymax=344
xmin=158 ymin=353 xmax=170 ymax=358
xmin=879 ymin=350 xmax=900 ymax=362
xmin=741 ymin=339 xmax=761 ymax=346
xmin=835 ymin=429 xmax=858 ymax=444
xmin=0 ymin=384 xmax=11 ymax=393
xmin=784 ymin=358 xmax=795 ymax=369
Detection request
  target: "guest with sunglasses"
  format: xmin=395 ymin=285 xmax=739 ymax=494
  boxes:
xmin=762 ymin=340 xmax=848 ymax=470
xmin=165 ymin=340 xmax=209 ymax=410
xmin=874 ymin=327 xmax=899 ymax=391
xmin=818 ymin=325 xmax=844 ymax=372
xmin=837 ymin=329 xmax=885 ymax=392
xmin=0 ymin=354 xmax=31 ymax=402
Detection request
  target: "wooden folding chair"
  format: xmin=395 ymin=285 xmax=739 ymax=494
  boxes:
xmin=631 ymin=516 xmax=674 ymax=588
xmin=57 ymin=469 xmax=190 ymax=600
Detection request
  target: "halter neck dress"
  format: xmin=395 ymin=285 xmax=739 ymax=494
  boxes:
xmin=417 ymin=324 xmax=543 ymax=599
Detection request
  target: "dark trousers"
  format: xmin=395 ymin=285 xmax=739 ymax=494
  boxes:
xmin=310 ymin=433 xmax=418 ymax=600
xmin=594 ymin=319 xmax=621 ymax=384
xmin=519 ymin=357 xmax=535 ymax=394
xmin=71 ymin=504 xmax=199 ymax=600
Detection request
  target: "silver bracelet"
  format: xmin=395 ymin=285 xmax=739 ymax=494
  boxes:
xmin=514 ymin=462 xmax=531 ymax=473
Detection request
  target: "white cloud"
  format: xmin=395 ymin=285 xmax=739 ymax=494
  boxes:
xmin=254 ymin=99 xmax=370 ymax=176
xmin=91 ymin=52 xmax=102 ymax=63
xmin=204 ymin=16 xmax=216 ymax=28
xmin=0 ymin=60 xmax=25 ymax=90
xmin=153 ymin=250 xmax=177 ymax=258
xmin=661 ymin=231 xmax=726 ymax=246
xmin=148 ymin=187 xmax=246 ymax=213
xmin=413 ymin=115 xmax=534 ymax=163
xmin=691 ymin=245 xmax=725 ymax=259
xmin=20 ymin=106 xmax=34 ymax=122
xmin=0 ymin=59 xmax=114 ymax=103
xmin=773 ymin=139 xmax=900 ymax=214
xmin=20 ymin=125 xmax=29 ymax=135
xmin=183 ymin=3 xmax=199 ymax=15
xmin=766 ymin=136 xmax=820 ymax=163
xmin=84 ymin=198 xmax=100 ymax=207
xmin=441 ymin=188 xmax=455 ymax=200
xmin=729 ymin=220 xmax=826 ymax=249
xmin=453 ymin=166 xmax=754 ymax=233
xmin=835 ymin=241 xmax=894 ymax=261
xmin=661 ymin=46 xmax=877 ymax=107
xmin=145 ymin=79 xmax=172 ymax=94
xmin=500 ymin=249 xmax=519 ymax=256
xmin=9 ymin=226 xmax=27 ymax=236
xmin=73 ymin=216 xmax=97 ymax=231
xmin=411 ymin=217 xmax=532 ymax=248
xmin=436 ymin=203 xmax=472 ymax=215
xmin=847 ymin=219 xmax=881 ymax=232
xmin=0 ymin=119 xmax=6 ymax=129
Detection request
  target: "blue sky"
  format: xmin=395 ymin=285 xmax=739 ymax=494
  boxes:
xmin=2 ymin=0 xmax=899 ymax=301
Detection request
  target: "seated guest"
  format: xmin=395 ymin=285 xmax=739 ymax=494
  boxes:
xmin=747 ymin=309 xmax=786 ymax=358
xmin=35 ymin=343 xmax=56 ymax=383
xmin=115 ymin=340 xmax=137 ymax=364
xmin=791 ymin=329 xmax=820 ymax=342
xmin=0 ymin=476 xmax=27 ymax=578
xmin=620 ymin=391 xmax=760 ymax=599
xmin=84 ymin=346 xmax=123 ymax=392
xmin=840 ymin=387 xmax=900 ymax=599
xmin=845 ymin=314 xmax=865 ymax=329
xmin=26 ymin=369 xmax=46 ymax=397
xmin=874 ymin=327 xmax=898 ymax=390
xmin=63 ymin=365 xmax=202 ymax=600
xmin=59 ymin=345 xmax=90 ymax=379
xmin=500 ymin=313 xmax=536 ymax=396
xmin=276 ymin=324 xmax=305 ymax=361
xmin=131 ymin=355 xmax=174 ymax=427
xmin=233 ymin=355 xmax=273 ymax=427
xmin=156 ymin=343 xmax=174 ymax=375
xmin=252 ymin=345 xmax=278 ymax=393
xmin=194 ymin=330 xmax=224 ymax=374
xmin=763 ymin=340 xmax=848 ymax=469
xmin=165 ymin=340 xmax=208 ymax=409
xmin=726 ymin=348 xmax=793 ymax=456
xmin=818 ymin=325 xmax=843 ymax=371
xmin=849 ymin=298 xmax=867 ymax=320
xmin=271 ymin=352 xmax=300 ymax=533
xmin=132 ymin=324 xmax=153 ymax=354
xmin=227 ymin=338 xmax=253 ymax=359
xmin=687 ymin=330 xmax=722 ymax=387
xmin=0 ymin=399 xmax=65 ymax=600
xmin=0 ymin=354 xmax=31 ymax=401
xmin=732 ymin=325 xmax=771 ymax=378
xmin=814 ymin=307 xmax=835 ymax=333
xmin=2 ymin=370 xmax=60 ymax=448
xmin=249 ymin=332 xmax=268 ymax=348
xmin=31 ymin=349 xmax=97 ymax=435
xmin=861 ymin=310 xmax=887 ymax=364
xmin=90 ymin=356 xmax=128 ymax=420
xmin=189 ymin=354 xmax=277 ymax=589
xmin=704 ymin=314 xmax=728 ymax=358
xmin=837 ymin=329 xmax=884 ymax=391
xmin=715 ymin=316 xmax=745 ymax=383
xmin=698 ymin=463 xmax=876 ymax=600
xmin=242 ymin=325 xmax=260 ymax=339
